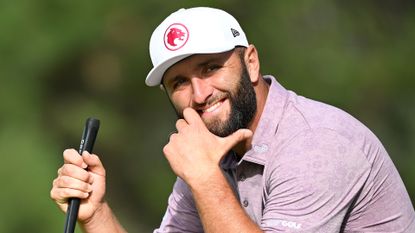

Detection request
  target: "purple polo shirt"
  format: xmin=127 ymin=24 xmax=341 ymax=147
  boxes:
xmin=154 ymin=75 xmax=415 ymax=232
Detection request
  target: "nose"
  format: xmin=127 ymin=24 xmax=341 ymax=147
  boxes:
xmin=191 ymin=77 xmax=213 ymax=104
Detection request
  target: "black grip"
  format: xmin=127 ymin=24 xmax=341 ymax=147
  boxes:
xmin=64 ymin=118 xmax=100 ymax=233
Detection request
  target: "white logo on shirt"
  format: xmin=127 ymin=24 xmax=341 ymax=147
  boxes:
xmin=266 ymin=219 xmax=302 ymax=230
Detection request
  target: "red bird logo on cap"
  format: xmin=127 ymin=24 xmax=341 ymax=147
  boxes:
xmin=164 ymin=23 xmax=189 ymax=51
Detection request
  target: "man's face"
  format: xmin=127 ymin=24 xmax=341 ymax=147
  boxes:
xmin=162 ymin=48 xmax=257 ymax=137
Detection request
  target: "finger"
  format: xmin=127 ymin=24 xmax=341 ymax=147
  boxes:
xmin=221 ymin=129 xmax=253 ymax=150
xmin=58 ymin=164 xmax=91 ymax=182
xmin=50 ymin=188 xmax=69 ymax=207
xmin=175 ymin=119 xmax=188 ymax=132
xmin=63 ymin=149 xmax=87 ymax=169
xmin=163 ymin=144 xmax=172 ymax=159
xmin=82 ymin=151 xmax=106 ymax=177
xmin=51 ymin=187 xmax=90 ymax=201
xmin=183 ymin=108 xmax=205 ymax=128
xmin=167 ymin=132 xmax=178 ymax=146
xmin=53 ymin=176 xmax=92 ymax=193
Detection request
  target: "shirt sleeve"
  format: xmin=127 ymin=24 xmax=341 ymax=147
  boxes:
xmin=154 ymin=177 xmax=203 ymax=233
xmin=260 ymin=129 xmax=371 ymax=232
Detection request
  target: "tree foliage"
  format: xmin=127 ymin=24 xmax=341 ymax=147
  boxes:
xmin=1 ymin=1 xmax=414 ymax=232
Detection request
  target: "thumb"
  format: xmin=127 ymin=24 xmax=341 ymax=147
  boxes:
xmin=82 ymin=151 xmax=106 ymax=177
xmin=221 ymin=129 xmax=253 ymax=150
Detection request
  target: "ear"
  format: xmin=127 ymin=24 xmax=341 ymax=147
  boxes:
xmin=244 ymin=44 xmax=261 ymax=83
xmin=160 ymin=84 xmax=166 ymax=91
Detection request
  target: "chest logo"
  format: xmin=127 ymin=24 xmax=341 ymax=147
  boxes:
xmin=164 ymin=23 xmax=189 ymax=51
xmin=253 ymin=144 xmax=268 ymax=153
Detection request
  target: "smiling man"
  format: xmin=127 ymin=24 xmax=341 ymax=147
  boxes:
xmin=51 ymin=7 xmax=415 ymax=233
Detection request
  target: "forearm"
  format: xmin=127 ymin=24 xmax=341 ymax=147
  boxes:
xmin=189 ymin=168 xmax=262 ymax=233
xmin=80 ymin=202 xmax=127 ymax=233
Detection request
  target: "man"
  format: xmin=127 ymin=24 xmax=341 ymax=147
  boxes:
xmin=50 ymin=7 xmax=415 ymax=232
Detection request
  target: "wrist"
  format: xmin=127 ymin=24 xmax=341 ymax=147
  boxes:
xmin=80 ymin=202 xmax=123 ymax=233
xmin=187 ymin=166 xmax=226 ymax=193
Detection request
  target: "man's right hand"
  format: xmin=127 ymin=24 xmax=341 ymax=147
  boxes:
xmin=50 ymin=148 xmax=107 ymax=223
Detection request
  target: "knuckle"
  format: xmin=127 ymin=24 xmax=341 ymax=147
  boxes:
xmin=163 ymin=145 xmax=170 ymax=155
xmin=50 ymin=189 xmax=63 ymax=202
xmin=63 ymin=149 xmax=82 ymax=164
xmin=53 ymin=177 xmax=58 ymax=187
xmin=101 ymin=169 xmax=106 ymax=177
xmin=62 ymin=188 xmax=74 ymax=198
xmin=83 ymin=183 xmax=91 ymax=192
xmin=63 ymin=149 xmax=75 ymax=159
xmin=50 ymin=189 xmax=57 ymax=200
xmin=61 ymin=165 xmax=70 ymax=175
xmin=64 ymin=148 xmax=77 ymax=154
xmin=169 ymin=133 xmax=176 ymax=141
xmin=87 ymin=175 xmax=94 ymax=184
xmin=81 ymin=171 xmax=90 ymax=182
xmin=60 ymin=165 xmax=87 ymax=181
xmin=60 ymin=176 xmax=69 ymax=186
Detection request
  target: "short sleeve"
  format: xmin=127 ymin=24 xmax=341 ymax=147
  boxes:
xmin=261 ymin=129 xmax=371 ymax=232
xmin=154 ymin=177 xmax=203 ymax=233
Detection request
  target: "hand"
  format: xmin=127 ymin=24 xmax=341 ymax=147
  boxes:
xmin=163 ymin=108 xmax=253 ymax=186
xmin=50 ymin=149 xmax=106 ymax=223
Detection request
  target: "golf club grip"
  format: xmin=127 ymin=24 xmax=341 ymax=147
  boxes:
xmin=64 ymin=118 xmax=100 ymax=233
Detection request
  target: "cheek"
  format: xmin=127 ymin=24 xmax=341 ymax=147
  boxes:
xmin=217 ymin=69 xmax=242 ymax=89
xmin=221 ymin=77 xmax=241 ymax=96
xmin=170 ymin=93 xmax=190 ymax=114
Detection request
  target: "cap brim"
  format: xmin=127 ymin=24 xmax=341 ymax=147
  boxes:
xmin=145 ymin=46 xmax=243 ymax=87
xmin=145 ymin=54 xmax=193 ymax=87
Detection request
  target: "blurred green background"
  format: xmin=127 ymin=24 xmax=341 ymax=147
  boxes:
xmin=0 ymin=0 xmax=414 ymax=232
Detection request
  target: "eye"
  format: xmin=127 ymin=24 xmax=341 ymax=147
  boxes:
xmin=171 ymin=77 xmax=189 ymax=90
xmin=204 ymin=64 xmax=222 ymax=74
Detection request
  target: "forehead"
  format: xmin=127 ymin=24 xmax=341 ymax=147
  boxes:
xmin=162 ymin=50 xmax=236 ymax=81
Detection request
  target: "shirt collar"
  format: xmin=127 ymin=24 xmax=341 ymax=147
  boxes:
xmin=240 ymin=75 xmax=289 ymax=166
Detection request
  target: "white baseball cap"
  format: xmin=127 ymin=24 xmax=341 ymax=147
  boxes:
xmin=145 ymin=7 xmax=249 ymax=86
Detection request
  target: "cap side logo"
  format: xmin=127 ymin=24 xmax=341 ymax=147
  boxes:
xmin=164 ymin=23 xmax=189 ymax=51
xmin=231 ymin=28 xmax=240 ymax=37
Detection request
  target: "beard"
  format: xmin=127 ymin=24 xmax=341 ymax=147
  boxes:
xmin=174 ymin=60 xmax=257 ymax=137
xmin=207 ymin=62 xmax=257 ymax=137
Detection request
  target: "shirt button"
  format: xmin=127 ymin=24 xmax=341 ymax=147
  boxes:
xmin=239 ymin=174 xmax=246 ymax=181
xmin=242 ymin=199 xmax=249 ymax=207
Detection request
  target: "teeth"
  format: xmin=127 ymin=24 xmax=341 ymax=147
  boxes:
xmin=203 ymin=101 xmax=222 ymax=113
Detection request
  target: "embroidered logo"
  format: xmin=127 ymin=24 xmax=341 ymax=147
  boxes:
xmin=231 ymin=28 xmax=240 ymax=37
xmin=164 ymin=23 xmax=189 ymax=51
xmin=253 ymin=144 xmax=268 ymax=153
xmin=264 ymin=219 xmax=302 ymax=230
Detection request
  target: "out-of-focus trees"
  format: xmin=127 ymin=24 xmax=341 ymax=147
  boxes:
xmin=0 ymin=1 xmax=413 ymax=232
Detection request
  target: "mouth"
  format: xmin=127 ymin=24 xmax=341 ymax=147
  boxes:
xmin=203 ymin=100 xmax=223 ymax=113
xmin=197 ymin=97 xmax=227 ymax=115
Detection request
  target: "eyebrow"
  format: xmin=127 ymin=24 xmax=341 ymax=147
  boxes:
xmin=195 ymin=55 xmax=226 ymax=68
xmin=163 ymin=74 xmax=186 ymax=90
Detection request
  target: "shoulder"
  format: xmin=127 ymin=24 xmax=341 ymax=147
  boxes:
xmin=265 ymin=128 xmax=371 ymax=184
